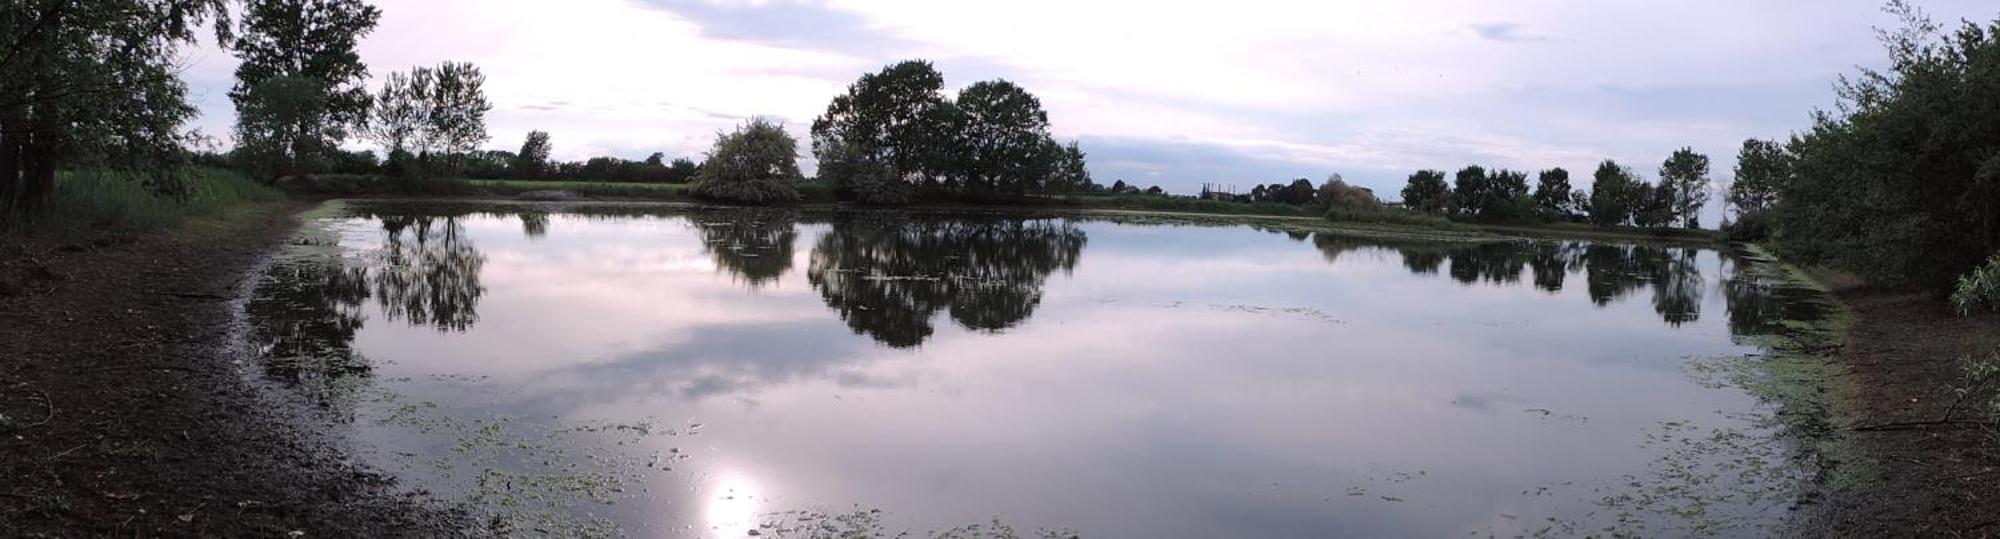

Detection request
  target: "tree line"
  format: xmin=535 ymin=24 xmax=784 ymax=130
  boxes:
xmin=1724 ymin=1 xmax=2000 ymax=295
xmin=1396 ymin=148 xmax=1713 ymax=229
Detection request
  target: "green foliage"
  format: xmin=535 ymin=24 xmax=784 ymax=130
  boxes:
xmin=1950 ymin=254 xmax=2000 ymax=316
xmin=690 ymin=118 xmax=804 ymax=204
xmin=1400 ymin=170 xmax=1451 ymax=213
xmin=233 ymin=76 xmax=336 ymax=181
xmin=1320 ymin=174 xmax=1380 ymax=211
xmin=1589 ymin=160 xmax=1643 ymax=227
xmin=0 ymin=0 xmax=228 ymax=210
xmin=1532 ymin=168 xmax=1574 ymax=219
xmin=955 ymin=80 xmax=1056 ymax=196
xmin=1325 ymin=206 xmax=1466 ymax=230
xmin=1729 ymin=139 xmax=1788 ymax=214
xmin=1771 ymin=2 xmax=2000 ymax=289
xmin=1723 ymin=208 xmax=1774 ymax=243
xmin=228 ymin=0 xmax=380 ymax=178
xmin=5 ymin=168 xmax=281 ymax=238
xmin=365 ymin=61 xmax=491 ymax=178
xmin=811 ymin=60 xmax=957 ymax=200
xmin=1657 ymin=147 xmax=1712 ymax=228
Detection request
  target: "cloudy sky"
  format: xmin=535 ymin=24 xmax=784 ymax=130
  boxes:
xmin=180 ymin=0 xmax=1995 ymax=201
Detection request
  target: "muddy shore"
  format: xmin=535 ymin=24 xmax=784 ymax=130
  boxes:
xmin=0 ymin=202 xmax=466 ymax=537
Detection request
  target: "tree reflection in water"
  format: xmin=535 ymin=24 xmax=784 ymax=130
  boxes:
xmin=808 ymin=214 xmax=1087 ymax=348
xmin=372 ymin=215 xmax=487 ymax=332
xmin=691 ymin=209 xmax=800 ymax=289
xmin=1310 ymin=235 xmax=1714 ymax=328
xmin=244 ymin=258 xmax=372 ymax=409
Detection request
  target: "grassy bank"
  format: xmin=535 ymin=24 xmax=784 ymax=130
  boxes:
xmin=2 ymin=168 xmax=285 ymax=244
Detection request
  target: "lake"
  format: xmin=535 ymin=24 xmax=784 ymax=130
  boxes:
xmin=240 ymin=200 xmax=1825 ymax=538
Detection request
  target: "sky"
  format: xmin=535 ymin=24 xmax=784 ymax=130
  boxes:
xmin=178 ymin=0 xmax=1997 ymax=206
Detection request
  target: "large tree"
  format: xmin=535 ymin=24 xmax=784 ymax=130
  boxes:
xmin=954 ymin=79 xmax=1055 ymax=196
xmin=1657 ymin=147 xmax=1711 ymax=228
xmin=1400 ymin=169 xmax=1451 ymax=213
xmin=810 ymin=60 xmax=956 ymax=198
xmin=1729 ymin=138 xmax=1788 ymax=214
xmin=0 ymin=0 xmax=229 ymax=209
xmin=365 ymin=61 xmax=490 ymax=178
xmin=227 ymin=0 xmax=380 ymax=178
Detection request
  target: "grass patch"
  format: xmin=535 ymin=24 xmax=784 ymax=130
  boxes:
xmin=3 ymin=167 xmax=284 ymax=242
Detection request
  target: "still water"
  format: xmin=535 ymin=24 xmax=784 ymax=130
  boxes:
xmin=242 ymin=201 xmax=1823 ymax=538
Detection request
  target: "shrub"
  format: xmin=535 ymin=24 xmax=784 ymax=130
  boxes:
xmin=1950 ymin=253 xmax=2000 ymax=316
xmin=1723 ymin=208 xmax=1773 ymax=243
xmin=689 ymin=118 xmax=804 ymax=204
xmin=1325 ymin=206 xmax=1468 ymax=230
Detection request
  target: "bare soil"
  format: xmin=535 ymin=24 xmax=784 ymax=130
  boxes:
xmin=1800 ymin=286 xmax=2000 ymax=538
xmin=0 ymin=202 xmax=466 ymax=537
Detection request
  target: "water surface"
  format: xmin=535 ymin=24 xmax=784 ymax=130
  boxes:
xmin=244 ymin=201 xmax=1818 ymax=537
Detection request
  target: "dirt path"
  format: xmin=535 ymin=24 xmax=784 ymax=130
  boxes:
xmin=1800 ymin=287 xmax=2000 ymax=537
xmin=0 ymin=202 xmax=465 ymax=537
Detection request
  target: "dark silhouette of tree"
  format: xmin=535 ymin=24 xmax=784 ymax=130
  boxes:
xmin=690 ymin=118 xmax=803 ymax=204
xmin=1532 ymin=168 xmax=1574 ymax=219
xmin=1657 ymin=147 xmax=1711 ymax=228
xmin=1400 ymin=170 xmax=1452 ymax=213
xmin=807 ymin=214 xmax=1086 ymax=348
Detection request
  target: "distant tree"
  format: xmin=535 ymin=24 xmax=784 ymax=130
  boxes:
xmin=1533 ymin=168 xmax=1574 ymax=218
xmin=1479 ymin=169 xmax=1534 ymax=222
xmin=1400 ymin=170 xmax=1451 ymax=213
xmin=1634 ymin=181 xmax=1678 ymax=228
xmin=1111 ymin=179 xmax=1129 ymax=194
xmin=228 ymin=0 xmax=380 ymax=176
xmin=423 ymin=61 xmax=491 ymax=176
xmin=1729 ymin=138 xmax=1788 ymax=214
xmin=1589 ymin=160 xmax=1641 ymax=226
xmin=1453 ymin=165 xmax=1490 ymax=215
xmin=1145 ymin=185 xmax=1164 ymax=195
xmin=1277 ymin=178 xmax=1317 ymax=205
xmin=1321 ymin=174 xmax=1381 ymax=211
xmin=667 ymin=157 xmax=700 ymax=183
xmin=1658 ymin=147 xmax=1711 ymax=228
xmin=510 ymin=130 xmax=553 ymax=179
xmin=690 ymin=118 xmax=803 ymax=204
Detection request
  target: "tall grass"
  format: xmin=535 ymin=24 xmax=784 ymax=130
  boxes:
xmin=3 ymin=167 xmax=283 ymax=239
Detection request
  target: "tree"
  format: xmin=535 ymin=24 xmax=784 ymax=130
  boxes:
xmin=1772 ymin=2 xmax=2000 ymax=289
xmin=510 ymin=130 xmax=553 ymax=179
xmin=1658 ymin=147 xmax=1711 ymax=228
xmin=811 ymin=60 xmax=955 ymax=199
xmin=1479 ymin=169 xmax=1534 ymax=222
xmin=1589 ymin=160 xmax=1641 ymax=227
xmin=228 ymin=0 xmax=381 ymax=177
xmin=1044 ymin=140 xmax=1091 ymax=193
xmin=234 ymin=76 xmax=334 ymax=180
xmin=364 ymin=70 xmax=425 ymax=158
xmin=1400 ymin=170 xmax=1451 ymax=213
xmin=366 ymin=61 xmax=490 ymax=178
xmin=1453 ymin=165 xmax=1490 ymax=215
xmin=1110 ymin=179 xmax=1129 ymax=194
xmin=689 ymin=118 xmax=803 ymax=204
xmin=1533 ymin=168 xmax=1574 ymax=218
xmin=1 ymin=1 xmax=231 ymax=208
xmin=1729 ymin=138 xmax=1788 ymax=214
xmin=1321 ymin=174 xmax=1381 ymax=211
xmin=955 ymin=80 xmax=1054 ymax=196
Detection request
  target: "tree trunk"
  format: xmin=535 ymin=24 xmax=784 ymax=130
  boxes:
xmin=0 ymin=128 xmax=21 ymax=212
xmin=21 ymin=149 xmax=54 ymax=208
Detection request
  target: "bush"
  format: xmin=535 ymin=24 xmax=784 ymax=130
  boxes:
xmin=5 ymin=167 xmax=282 ymax=237
xmin=1723 ymin=209 xmax=1773 ymax=242
xmin=689 ymin=118 xmax=804 ymax=204
xmin=1951 ymin=253 xmax=2000 ymax=316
